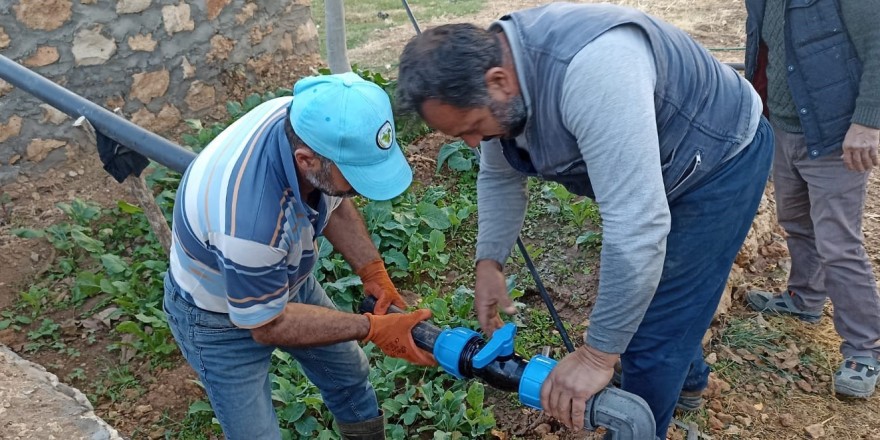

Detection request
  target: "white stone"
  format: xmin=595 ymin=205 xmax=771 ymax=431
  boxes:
xmin=72 ymin=26 xmax=117 ymax=66
xmin=39 ymin=104 xmax=69 ymax=125
xmin=116 ymin=0 xmax=151 ymax=14
xmin=162 ymin=3 xmax=195 ymax=35
xmin=181 ymin=57 xmax=195 ymax=79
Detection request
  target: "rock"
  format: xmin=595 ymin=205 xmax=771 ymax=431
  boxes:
xmin=185 ymin=81 xmax=216 ymax=112
xmin=717 ymin=412 xmax=735 ymax=424
xmin=796 ymin=379 xmax=813 ymax=393
xmin=133 ymin=404 xmax=153 ymax=417
xmin=25 ymin=139 xmax=66 ymax=162
xmin=162 ymin=3 xmax=195 ymax=35
xmin=533 ymin=423 xmax=552 ymax=435
xmin=0 ymin=27 xmax=10 ymax=49
xmin=23 ymin=46 xmax=60 ymax=67
xmin=128 ymin=33 xmax=157 ymax=52
xmin=130 ymin=69 xmax=170 ymax=103
xmin=13 ymin=0 xmax=72 ymax=31
xmin=0 ymin=115 xmax=23 ymax=143
xmin=206 ymin=0 xmax=231 ymax=20
xmin=705 ymin=352 xmax=718 ymax=365
xmin=72 ymin=26 xmax=117 ymax=66
xmin=805 ymin=423 xmax=825 ymax=439
xmin=39 ymin=104 xmax=69 ymax=125
xmin=779 ymin=413 xmax=795 ymax=427
xmin=116 ymin=0 xmax=151 ymax=14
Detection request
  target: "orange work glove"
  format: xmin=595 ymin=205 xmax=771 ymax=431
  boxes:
xmin=357 ymin=258 xmax=406 ymax=315
xmin=363 ymin=309 xmax=437 ymax=366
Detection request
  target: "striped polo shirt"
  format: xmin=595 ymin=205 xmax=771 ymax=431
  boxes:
xmin=169 ymin=97 xmax=343 ymax=328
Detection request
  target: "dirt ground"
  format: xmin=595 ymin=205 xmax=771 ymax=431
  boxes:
xmin=1 ymin=0 xmax=880 ymax=439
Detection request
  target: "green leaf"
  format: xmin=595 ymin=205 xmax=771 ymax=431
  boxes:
xmin=187 ymin=400 xmax=213 ymax=415
xmin=243 ymin=93 xmax=262 ymax=111
xmin=447 ymin=155 xmax=473 ymax=172
xmin=402 ymin=405 xmax=420 ymax=425
xmin=12 ymin=228 xmax=45 ymax=239
xmin=99 ymin=278 xmax=117 ymax=294
xmin=383 ymin=250 xmax=408 ymax=270
xmin=279 ymin=402 xmax=307 ymax=424
xmin=100 ymin=254 xmax=128 ymax=274
xmin=184 ymin=119 xmax=204 ymax=131
xmin=117 ymin=201 xmax=143 ymax=214
xmin=73 ymin=272 xmax=103 ymax=303
xmin=436 ymin=142 xmax=463 ymax=173
xmin=428 ymin=229 xmax=446 ymax=254
xmin=70 ymin=230 xmax=104 ymax=253
xmin=294 ymin=415 xmax=318 ymax=436
xmin=416 ymin=203 xmax=452 ymax=230
xmin=226 ymin=101 xmax=243 ymax=117
xmin=465 ymin=382 xmax=485 ymax=410
xmin=382 ymin=399 xmax=404 ymax=414
xmin=115 ymin=321 xmax=143 ymax=336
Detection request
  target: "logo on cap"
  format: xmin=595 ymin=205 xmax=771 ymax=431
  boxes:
xmin=376 ymin=121 xmax=394 ymax=150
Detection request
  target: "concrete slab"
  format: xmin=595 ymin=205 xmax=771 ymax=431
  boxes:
xmin=0 ymin=345 xmax=122 ymax=440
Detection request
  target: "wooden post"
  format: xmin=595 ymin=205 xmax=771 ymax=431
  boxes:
xmin=73 ymin=116 xmax=173 ymax=255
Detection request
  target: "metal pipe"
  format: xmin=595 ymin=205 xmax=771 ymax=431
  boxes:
xmin=0 ymin=54 xmax=195 ymax=174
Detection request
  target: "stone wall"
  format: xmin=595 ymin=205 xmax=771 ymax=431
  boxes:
xmin=0 ymin=0 xmax=321 ymax=184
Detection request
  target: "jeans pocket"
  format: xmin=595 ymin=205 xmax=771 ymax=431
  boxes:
xmin=193 ymin=308 xmax=239 ymax=335
xmin=162 ymin=295 xmax=178 ymax=325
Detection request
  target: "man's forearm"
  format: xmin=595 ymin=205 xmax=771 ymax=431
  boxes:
xmin=323 ymin=198 xmax=380 ymax=271
xmin=251 ymin=302 xmax=370 ymax=347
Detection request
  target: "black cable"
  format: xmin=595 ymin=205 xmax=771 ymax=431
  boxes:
xmin=463 ymin=146 xmax=576 ymax=354
xmin=515 ymin=238 xmax=576 ymax=353
xmin=401 ymin=0 xmax=422 ymax=34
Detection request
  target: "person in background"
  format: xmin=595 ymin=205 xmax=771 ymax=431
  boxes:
xmin=744 ymin=0 xmax=880 ymax=398
xmin=394 ymin=3 xmax=773 ymax=438
xmin=163 ymin=72 xmax=435 ymax=440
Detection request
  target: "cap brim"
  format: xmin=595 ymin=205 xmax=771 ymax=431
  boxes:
xmin=336 ymin=141 xmax=413 ymax=201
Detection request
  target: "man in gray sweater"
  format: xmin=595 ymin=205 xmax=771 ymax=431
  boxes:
xmin=396 ymin=3 xmax=773 ymax=438
xmin=744 ymin=0 xmax=880 ymax=398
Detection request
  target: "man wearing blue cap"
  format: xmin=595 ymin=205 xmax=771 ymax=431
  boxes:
xmin=163 ymin=72 xmax=434 ymax=440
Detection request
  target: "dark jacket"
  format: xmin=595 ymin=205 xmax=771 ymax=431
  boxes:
xmin=744 ymin=0 xmax=862 ymax=158
xmin=494 ymin=3 xmax=757 ymax=200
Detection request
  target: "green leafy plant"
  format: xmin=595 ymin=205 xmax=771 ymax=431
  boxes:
xmin=436 ymin=141 xmax=477 ymax=174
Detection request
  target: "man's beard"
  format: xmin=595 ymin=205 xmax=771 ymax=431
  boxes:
xmin=490 ymin=94 xmax=527 ymax=139
xmin=305 ymin=159 xmax=360 ymax=198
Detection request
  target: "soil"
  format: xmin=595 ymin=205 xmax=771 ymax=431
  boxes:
xmin=2 ymin=1 xmax=879 ymax=439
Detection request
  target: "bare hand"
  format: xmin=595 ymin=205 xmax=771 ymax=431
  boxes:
xmin=842 ymin=123 xmax=880 ymax=172
xmin=474 ymin=260 xmax=515 ymax=337
xmin=540 ymin=345 xmax=618 ymax=430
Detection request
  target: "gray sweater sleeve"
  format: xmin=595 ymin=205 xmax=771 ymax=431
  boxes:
xmin=842 ymin=0 xmax=880 ymax=129
xmin=474 ymin=138 xmax=529 ymax=266
xmin=560 ymin=26 xmax=671 ymax=354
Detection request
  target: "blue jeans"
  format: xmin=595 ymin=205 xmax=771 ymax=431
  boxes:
xmin=163 ymin=273 xmax=379 ymax=440
xmin=619 ymin=117 xmax=774 ymax=439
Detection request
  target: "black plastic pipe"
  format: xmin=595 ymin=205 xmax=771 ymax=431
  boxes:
xmin=358 ymin=296 xmax=656 ymax=439
xmin=0 ymin=54 xmax=196 ymax=174
xmin=360 ymin=296 xmax=528 ymax=391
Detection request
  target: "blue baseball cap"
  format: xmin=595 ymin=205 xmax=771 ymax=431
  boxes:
xmin=289 ymin=72 xmax=413 ymax=201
